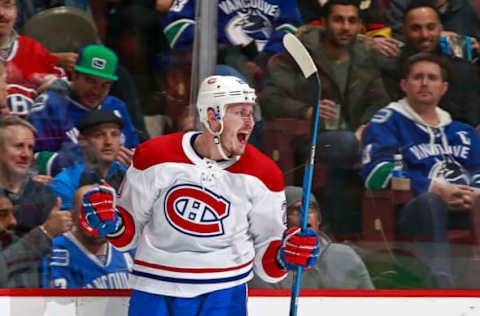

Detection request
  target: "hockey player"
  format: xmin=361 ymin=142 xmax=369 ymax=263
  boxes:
xmin=28 ymin=45 xmax=139 ymax=176
xmin=43 ymin=185 xmax=132 ymax=289
xmin=362 ymin=53 xmax=480 ymax=288
xmin=78 ymin=75 xmax=320 ymax=315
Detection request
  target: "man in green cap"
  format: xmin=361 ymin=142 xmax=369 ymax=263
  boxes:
xmin=27 ymin=44 xmax=139 ymax=178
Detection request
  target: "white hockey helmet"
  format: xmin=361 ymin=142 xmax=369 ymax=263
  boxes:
xmin=196 ymin=75 xmax=256 ymax=130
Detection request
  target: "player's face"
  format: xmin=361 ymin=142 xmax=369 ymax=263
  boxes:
xmin=323 ymin=5 xmax=361 ymax=47
xmin=400 ymin=60 xmax=448 ymax=108
xmin=286 ymin=201 xmax=321 ymax=234
xmin=0 ymin=125 xmax=34 ymax=177
xmin=403 ymin=7 xmax=442 ymax=53
xmin=72 ymin=72 xmax=114 ymax=109
xmin=0 ymin=0 xmax=16 ymax=38
xmin=0 ymin=196 xmax=16 ymax=235
xmin=220 ymin=103 xmax=254 ymax=157
xmin=80 ymin=123 xmax=121 ymax=164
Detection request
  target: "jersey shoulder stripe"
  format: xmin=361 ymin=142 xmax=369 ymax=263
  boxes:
xmin=227 ymin=144 xmax=284 ymax=192
xmin=133 ymin=132 xmax=192 ymax=170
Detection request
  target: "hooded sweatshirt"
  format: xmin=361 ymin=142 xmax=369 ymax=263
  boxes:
xmin=361 ymin=98 xmax=480 ymax=194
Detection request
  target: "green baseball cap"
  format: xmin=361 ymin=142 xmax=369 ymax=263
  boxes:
xmin=74 ymin=45 xmax=119 ymax=81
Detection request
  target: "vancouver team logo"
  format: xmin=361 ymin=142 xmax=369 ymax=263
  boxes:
xmin=164 ymin=184 xmax=231 ymax=237
xmin=428 ymin=156 xmax=469 ymax=185
xmin=225 ymin=8 xmax=272 ymax=50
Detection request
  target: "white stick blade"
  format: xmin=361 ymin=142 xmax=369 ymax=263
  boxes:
xmin=282 ymin=33 xmax=317 ymax=78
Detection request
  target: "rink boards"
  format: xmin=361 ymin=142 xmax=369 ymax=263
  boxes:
xmin=1 ymin=289 xmax=480 ymax=315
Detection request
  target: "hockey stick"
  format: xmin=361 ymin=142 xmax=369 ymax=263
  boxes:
xmin=282 ymin=32 xmax=322 ymax=316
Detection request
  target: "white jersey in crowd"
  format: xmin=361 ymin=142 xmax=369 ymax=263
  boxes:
xmin=110 ymin=131 xmax=288 ymax=297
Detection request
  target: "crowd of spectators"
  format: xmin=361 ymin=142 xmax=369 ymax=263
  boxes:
xmin=0 ymin=0 xmax=480 ymax=292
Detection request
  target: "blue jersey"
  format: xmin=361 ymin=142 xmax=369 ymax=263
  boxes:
xmin=43 ymin=232 xmax=133 ymax=289
xmin=164 ymin=0 xmax=301 ymax=53
xmin=361 ymin=98 xmax=480 ymax=194
xmin=50 ymin=161 xmax=126 ymax=210
xmin=28 ymin=89 xmax=139 ymax=153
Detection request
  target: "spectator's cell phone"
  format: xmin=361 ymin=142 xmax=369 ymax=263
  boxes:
xmin=440 ymin=35 xmax=478 ymax=63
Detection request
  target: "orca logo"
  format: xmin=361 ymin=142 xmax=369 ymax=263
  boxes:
xmin=225 ymin=9 xmax=272 ymax=50
xmin=164 ymin=184 xmax=230 ymax=237
xmin=428 ymin=156 xmax=469 ymax=184
xmin=92 ymin=57 xmax=106 ymax=70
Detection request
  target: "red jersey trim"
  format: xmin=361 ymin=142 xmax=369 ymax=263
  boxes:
xmin=107 ymin=206 xmax=135 ymax=248
xmin=133 ymin=132 xmax=192 ymax=170
xmin=262 ymin=240 xmax=288 ymax=278
xmin=227 ymin=145 xmax=284 ymax=192
xmin=134 ymin=258 xmax=254 ymax=273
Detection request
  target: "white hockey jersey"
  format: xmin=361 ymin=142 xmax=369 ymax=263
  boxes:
xmin=110 ymin=131 xmax=288 ymax=297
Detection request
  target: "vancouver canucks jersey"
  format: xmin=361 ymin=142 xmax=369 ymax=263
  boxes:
xmin=362 ymin=98 xmax=480 ymax=193
xmin=28 ymin=89 xmax=139 ymax=153
xmin=164 ymin=0 xmax=301 ymax=53
xmin=43 ymin=232 xmax=133 ymax=288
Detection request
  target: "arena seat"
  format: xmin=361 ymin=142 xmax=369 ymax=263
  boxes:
xmin=362 ymin=188 xmax=480 ymax=246
xmin=20 ymin=6 xmax=98 ymax=53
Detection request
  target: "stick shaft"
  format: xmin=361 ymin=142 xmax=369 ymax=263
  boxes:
xmin=289 ymin=90 xmax=322 ymax=316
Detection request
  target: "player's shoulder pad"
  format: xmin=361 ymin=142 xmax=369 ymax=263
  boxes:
xmin=227 ymin=144 xmax=284 ymax=192
xmin=133 ymin=132 xmax=192 ymax=170
xmin=371 ymin=108 xmax=393 ymax=124
xmin=48 ymin=249 xmax=70 ymax=267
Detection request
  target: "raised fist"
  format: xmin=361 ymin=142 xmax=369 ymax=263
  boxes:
xmin=277 ymin=227 xmax=320 ymax=271
xmin=79 ymin=184 xmax=120 ymax=237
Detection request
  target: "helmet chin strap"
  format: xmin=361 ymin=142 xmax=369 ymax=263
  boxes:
xmin=205 ymin=119 xmax=232 ymax=161
xmin=214 ymin=135 xmax=231 ymax=161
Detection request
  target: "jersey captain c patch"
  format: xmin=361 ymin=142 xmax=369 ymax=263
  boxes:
xmin=164 ymin=184 xmax=231 ymax=237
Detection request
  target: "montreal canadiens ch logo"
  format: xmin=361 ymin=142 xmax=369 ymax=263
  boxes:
xmin=164 ymin=184 xmax=231 ymax=237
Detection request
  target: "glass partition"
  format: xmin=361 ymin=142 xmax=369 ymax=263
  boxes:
xmin=2 ymin=0 xmax=480 ymax=293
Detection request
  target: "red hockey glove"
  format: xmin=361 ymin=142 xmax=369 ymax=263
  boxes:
xmin=277 ymin=227 xmax=319 ymax=271
xmin=79 ymin=184 xmax=121 ymax=237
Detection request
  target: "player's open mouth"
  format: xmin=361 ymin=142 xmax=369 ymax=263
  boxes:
xmin=237 ymin=132 xmax=248 ymax=144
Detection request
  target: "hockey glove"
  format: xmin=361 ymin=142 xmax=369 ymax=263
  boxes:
xmin=277 ymin=227 xmax=320 ymax=271
xmin=79 ymin=184 xmax=122 ymax=237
